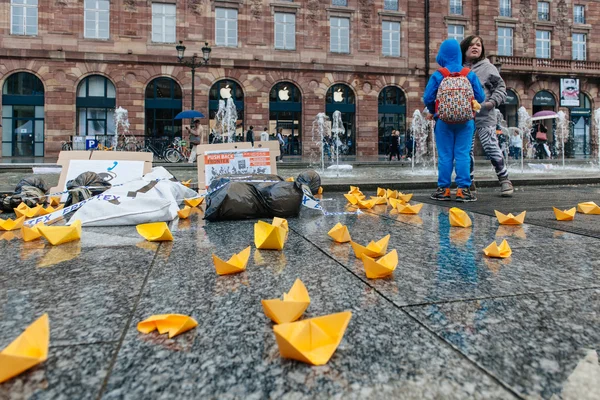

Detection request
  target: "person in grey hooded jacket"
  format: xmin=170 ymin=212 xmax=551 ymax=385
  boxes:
xmin=461 ymin=35 xmax=514 ymax=197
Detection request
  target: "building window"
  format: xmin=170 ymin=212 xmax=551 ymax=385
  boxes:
xmin=497 ymin=27 xmax=513 ymax=56
xmin=84 ymin=0 xmax=110 ymax=39
xmin=330 ymin=17 xmax=350 ymax=53
xmin=449 ymin=0 xmax=462 ymax=15
xmin=274 ymin=13 xmax=295 ymax=50
xmin=574 ymin=5 xmax=585 ymax=24
xmin=382 ymin=21 xmax=401 ymax=57
xmin=500 ymin=0 xmax=511 ymax=17
xmin=447 ymin=25 xmax=464 ymax=42
xmin=2 ymin=72 xmax=45 ymax=157
xmin=209 ymin=80 xmax=245 ymax=142
xmin=144 ymin=77 xmax=182 ymax=138
xmin=76 ymin=76 xmax=116 ymax=137
xmin=151 ymin=3 xmax=176 ymax=43
xmin=10 ymin=0 xmax=38 ymax=36
xmin=537 ymin=1 xmax=550 ymax=21
xmin=378 ymin=86 xmax=407 ymax=156
xmin=269 ymin=82 xmax=303 ymax=155
xmin=215 ymin=8 xmax=238 ymax=47
xmin=326 ymin=84 xmax=356 ymax=155
xmin=384 ymin=0 xmax=398 ymax=11
xmin=332 ymin=0 xmax=348 ymax=6
xmin=536 ymin=30 xmax=551 ymax=58
xmin=573 ymin=33 xmax=586 ymax=60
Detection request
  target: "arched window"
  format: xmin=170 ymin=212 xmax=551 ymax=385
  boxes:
xmin=2 ymin=72 xmax=45 ymax=157
xmin=144 ymin=77 xmax=182 ymax=138
xmin=532 ymin=90 xmax=557 ymax=143
xmin=209 ymin=79 xmax=245 ymax=142
xmin=571 ymin=92 xmax=592 ymax=157
xmin=378 ymin=86 xmax=407 ymax=155
xmin=498 ymin=89 xmax=519 ymax=127
xmin=269 ymin=82 xmax=302 ymax=155
xmin=326 ymin=83 xmax=356 ymax=155
xmin=76 ymin=75 xmax=116 ymax=137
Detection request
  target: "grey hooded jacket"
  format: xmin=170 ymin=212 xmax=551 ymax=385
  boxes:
xmin=465 ymin=58 xmax=507 ymax=129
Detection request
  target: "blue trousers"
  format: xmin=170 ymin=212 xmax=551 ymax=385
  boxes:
xmin=435 ymin=120 xmax=474 ymax=188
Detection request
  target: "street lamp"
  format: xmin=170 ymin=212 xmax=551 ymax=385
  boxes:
xmin=175 ymin=41 xmax=211 ymax=111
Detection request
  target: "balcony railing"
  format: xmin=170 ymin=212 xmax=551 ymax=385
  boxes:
xmin=490 ymin=55 xmax=600 ymax=73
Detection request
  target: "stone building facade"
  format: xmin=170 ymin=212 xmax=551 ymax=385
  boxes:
xmin=1 ymin=0 xmax=599 ymax=158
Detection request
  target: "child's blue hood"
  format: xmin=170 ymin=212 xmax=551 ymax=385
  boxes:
xmin=436 ymin=39 xmax=462 ymax=68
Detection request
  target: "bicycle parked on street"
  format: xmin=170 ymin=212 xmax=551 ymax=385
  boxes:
xmin=164 ymin=138 xmax=191 ymax=163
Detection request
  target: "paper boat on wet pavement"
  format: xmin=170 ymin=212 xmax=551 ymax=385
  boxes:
xmin=495 ymin=210 xmax=526 ymax=225
xmin=0 ymin=314 xmax=49 ymax=384
xmin=212 ymin=246 xmax=251 ymax=275
xmin=397 ymin=203 xmax=423 ymax=215
xmin=184 ymin=197 xmax=204 ymax=207
xmin=328 ymin=223 xmax=351 ymax=243
xmin=351 ymin=234 xmax=390 ymax=259
xmin=177 ymin=206 xmax=192 ymax=219
xmin=254 ymin=220 xmax=287 ymax=250
xmin=14 ymin=204 xmax=43 ymax=219
xmin=262 ymin=279 xmax=310 ymax=324
xmin=273 ymin=311 xmax=352 ymax=366
xmin=0 ymin=216 xmax=25 ymax=231
xmin=38 ymin=220 xmax=82 ymax=245
xmin=449 ymin=207 xmax=472 ymax=228
xmin=577 ymin=201 xmax=600 ymax=215
xmin=22 ymin=223 xmax=44 ymax=242
xmin=361 ymin=249 xmax=398 ymax=279
xmin=553 ymin=207 xmax=576 ymax=221
xmin=137 ymin=314 xmax=198 ymax=339
xmin=136 ymin=222 xmax=173 ymax=242
xmin=483 ymin=239 xmax=512 ymax=258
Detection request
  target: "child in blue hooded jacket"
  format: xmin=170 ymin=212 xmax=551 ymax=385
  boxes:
xmin=423 ymin=39 xmax=485 ymax=202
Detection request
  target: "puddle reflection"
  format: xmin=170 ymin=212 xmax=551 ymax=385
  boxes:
xmin=496 ymin=225 xmax=527 ymax=240
xmin=213 ymin=272 xmax=250 ymax=296
xmin=437 ymin=213 xmax=477 ymax=285
xmin=483 ymin=257 xmax=512 ymax=274
xmin=38 ymin=241 xmax=81 ymax=268
xmin=254 ymin=249 xmax=287 ymax=274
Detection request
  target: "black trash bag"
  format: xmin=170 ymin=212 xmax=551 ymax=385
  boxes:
xmin=1 ymin=177 xmax=48 ymax=211
xmin=295 ymin=170 xmax=321 ymax=195
xmin=65 ymin=171 xmax=112 ymax=207
xmin=204 ymin=171 xmax=319 ymax=221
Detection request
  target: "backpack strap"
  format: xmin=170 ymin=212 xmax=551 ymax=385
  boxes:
xmin=459 ymin=67 xmax=471 ymax=77
xmin=438 ymin=68 xmax=450 ymax=78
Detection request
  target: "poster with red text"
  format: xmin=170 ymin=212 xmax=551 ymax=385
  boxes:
xmin=204 ymin=148 xmax=271 ymax=189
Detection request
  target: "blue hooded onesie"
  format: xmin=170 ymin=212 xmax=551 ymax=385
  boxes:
xmin=423 ymin=39 xmax=485 ymax=189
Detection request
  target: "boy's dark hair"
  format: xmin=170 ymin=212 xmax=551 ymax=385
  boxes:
xmin=263 ymin=127 xmax=267 ymax=130
xmin=460 ymin=36 xmax=486 ymax=65
xmin=249 ymin=125 xmax=254 ymax=130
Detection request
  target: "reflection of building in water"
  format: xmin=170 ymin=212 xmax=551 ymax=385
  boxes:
xmin=3 ymin=1 xmax=600 ymax=158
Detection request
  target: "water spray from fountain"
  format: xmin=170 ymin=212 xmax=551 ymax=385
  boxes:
xmin=114 ymin=106 xmax=130 ymax=150
xmin=213 ymin=100 xmax=226 ymax=143
xmin=594 ymin=109 xmax=600 ymax=168
xmin=310 ymin=112 xmax=331 ymax=173
xmin=223 ymin=98 xmax=238 ymax=143
xmin=410 ymin=109 xmax=430 ymax=171
xmin=555 ymin=111 xmax=569 ymax=168
xmin=331 ymin=110 xmax=344 ymax=177
xmin=517 ymin=106 xmax=533 ymax=173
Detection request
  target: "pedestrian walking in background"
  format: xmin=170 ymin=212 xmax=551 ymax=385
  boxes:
xmin=276 ymin=128 xmax=285 ymax=161
xmin=186 ymin=118 xmax=203 ymax=163
xmin=423 ymin=39 xmax=485 ymax=202
xmin=260 ymin=127 xmax=269 ymax=142
xmin=246 ymin=125 xmax=255 ymax=147
xmin=460 ymin=35 xmax=513 ymax=197
xmin=389 ymin=130 xmax=401 ymax=161
xmin=510 ymin=130 xmax=522 ymax=159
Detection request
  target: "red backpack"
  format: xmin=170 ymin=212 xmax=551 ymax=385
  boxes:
xmin=435 ymin=67 xmax=476 ymax=124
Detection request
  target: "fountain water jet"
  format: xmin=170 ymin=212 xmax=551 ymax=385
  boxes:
xmin=517 ymin=106 xmax=533 ymax=173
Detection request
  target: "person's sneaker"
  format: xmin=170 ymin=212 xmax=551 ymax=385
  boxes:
xmin=456 ymin=188 xmax=477 ymax=202
xmin=430 ymin=187 xmax=451 ymax=201
xmin=500 ymin=180 xmax=514 ymax=197
xmin=469 ymin=179 xmax=477 ymax=193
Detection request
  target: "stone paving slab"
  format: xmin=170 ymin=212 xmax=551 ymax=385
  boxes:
xmin=405 ymin=288 xmax=600 ymax=400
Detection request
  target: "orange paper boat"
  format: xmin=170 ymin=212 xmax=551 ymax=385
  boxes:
xmin=387 ymin=197 xmax=404 ymax=208
xmin=212 ymin=246 xmax=251 ymax=275
xmin=22 ymin=223 xmax=44 ymax=242
xmin=343 ymin=193 xmax=359 ymax=205
xmin=398 ymin=192 xmax=413 ymax=203
xmin=262 ymin=279 xmax=310 ymax=324
xmin=137 ymin=314 xmax=198 ymax=338
xmin=361 ymin=249 xmax=398 ymax=279
xmin=328 ymin=222 xmax=351 ymax=243
xmin=386 ymin=189 xmax=398 ymax=199
xmin=350 ymin=234 xmax=390 ymax=259
xmin=369 ymin=196 xmax=388 ymax=205
xmin=483 ymin=239 xmax=512 ymax=258
xmin=273 ymin=311 xmax=352 ymax=366
xmin=14 ymin=204 xmax=43 ymax=219
xmin=553 ymin=207 xmax=576 ymax=221
xmin=317 ymin=187 xmax=323 ymax=194
xmin=136 ymin=222 xmax=173 ymax=242
xmin=356 ymin=199 xmax=376 ymax=209
xmin=577 ymin=201 xmax=600 ymax=215
xmin=449 ymin=207 xmax=472 ymax=228
xmin=184 ymin=197 xmax=204 ymax=207
xmin=254 ymin=220 xmax=287 ymax=250
xmin=495 ymin=210 xmax=526 ymax=225
xmin=0 ymin=314 xmax=49 ymax=384
xmin=285 ymin=177 xmax=295 ymax=182
xmin=0 ymin=216 xmax=26 ymax=231
xmin=348 ymin=186 xmax=362 ymax=195
xmin=397 ymin=203 xmax=423 ymax=215
xmin=38 ymin=220 xmax=82 ymax=245
xmin=39 ymin=204 xmax=64 ymax=216
xmin=180 ymin=179 xmax=192 ymax=187
xmin=377 ymin=187 xmax=386 ymax=197
xmin=49 ymin=197 xmax=61 ymax=207
xmin=177 ymin=206 xmax=192 ymax=219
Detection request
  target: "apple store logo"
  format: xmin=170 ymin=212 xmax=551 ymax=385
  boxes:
xmin=333 ymin=88 xmax=344 ymax=103
xmin=220 ymin=84 xmax=232 ymax=99
xmin=278 ymin=87 xmax=290 ymax=101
